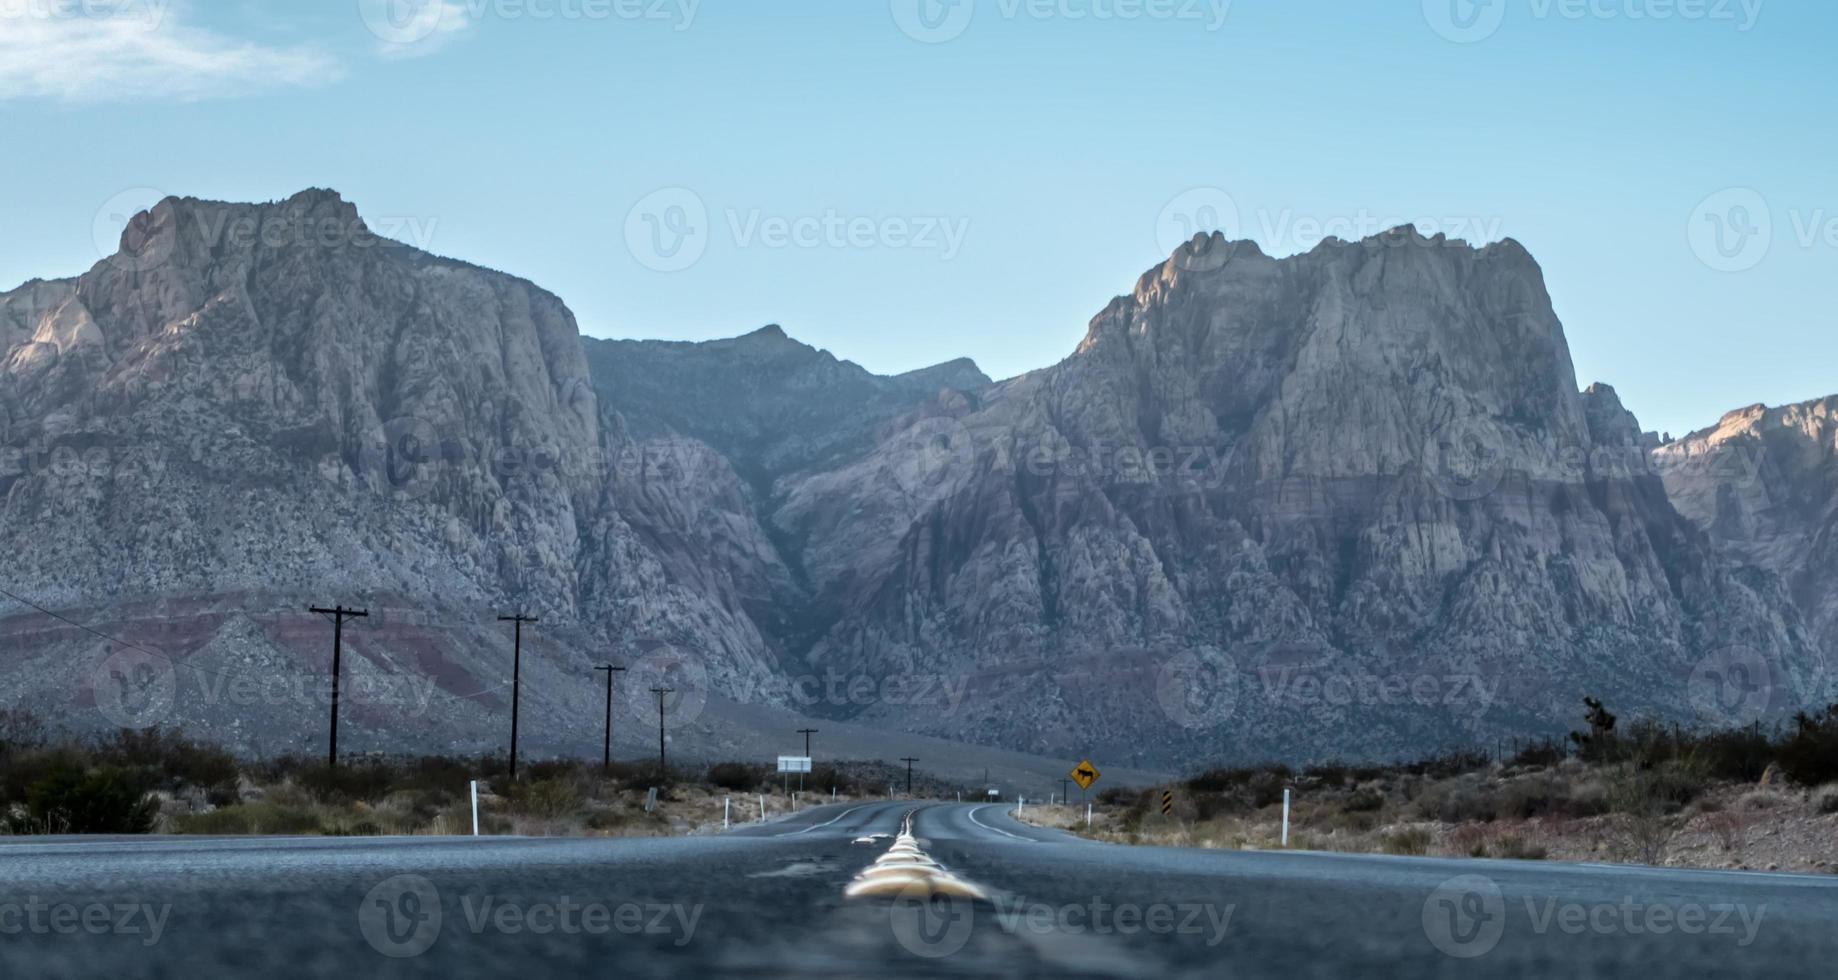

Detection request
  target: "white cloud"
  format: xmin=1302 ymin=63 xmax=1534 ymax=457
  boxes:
xmin=358 ymin=0 xmax=473 ymax=60
xmin=0 ymin=2 xmax=341 ymax=103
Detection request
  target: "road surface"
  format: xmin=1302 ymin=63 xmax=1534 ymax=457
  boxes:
xmin=1 ymin=801 xmax=1833 ymax=977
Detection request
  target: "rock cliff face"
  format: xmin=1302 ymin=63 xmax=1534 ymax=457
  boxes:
xmin=1655 ymin=398 xmax=1838 ymax=697
xmin=0 ymin=193 xmax=1825 ymax=765
xmin=775 ymin=232 xmax=1819 ymax=763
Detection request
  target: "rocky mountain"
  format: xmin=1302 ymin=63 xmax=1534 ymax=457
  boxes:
xmin=1655 ymin=397 xmax=1838 ymax=701
xmin=1 ymin=191 xmax=1827 ymax=767
xmin=771 ymin=230 xmax=1822 ymax=764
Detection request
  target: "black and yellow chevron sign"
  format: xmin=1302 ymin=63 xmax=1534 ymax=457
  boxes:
xmin=1161 ymin=790 xmax=1174 ymax=816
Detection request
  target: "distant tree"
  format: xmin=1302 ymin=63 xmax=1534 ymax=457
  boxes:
xmin=1568 ymin=696 xmax=1619 ymax=761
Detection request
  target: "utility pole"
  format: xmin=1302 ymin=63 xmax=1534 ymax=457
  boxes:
xmin=498 ymin=613 xmax=539 ymax=781
xmin=309 ymin=605 xmax=368 ymax=770
xmin=594 ymin=664 xmax=626 ymax=773
xmin=651 ymin=687 xmax=674 ymax=781
xmin=901 ymin=757 xmax=920 ymax=797
xmin=796 ymin=728 xmax=818 ymax=794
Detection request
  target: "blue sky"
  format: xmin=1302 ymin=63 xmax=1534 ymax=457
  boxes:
xmin=1 ymin=0 xmax=1831 ymax=438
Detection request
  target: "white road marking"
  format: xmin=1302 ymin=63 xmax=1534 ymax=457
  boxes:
xmin=843 ymin=811 xmax=990 ymax=900
xmin=968 ymin=805 xmax=1036 ymax=842
xmin=774 ymin=804 xmax=869 ymax=838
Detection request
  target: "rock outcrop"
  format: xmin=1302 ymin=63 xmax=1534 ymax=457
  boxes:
xmin=0 ymin=195 xmax=1825 ymax=766
xmin=1655 ymin=397 xmax=1838 ymax=697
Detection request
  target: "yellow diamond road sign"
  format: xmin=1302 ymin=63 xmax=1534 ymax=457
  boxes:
xmin=1070 ymin=760 xmax=1100 ymax=791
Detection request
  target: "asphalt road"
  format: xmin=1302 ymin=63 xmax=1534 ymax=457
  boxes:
xmin=1 ymin=802 xmax=1834 ymax=977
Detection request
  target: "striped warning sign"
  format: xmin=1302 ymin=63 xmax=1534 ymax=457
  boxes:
xmin=1161 ymin=790 xmax=1173 ymax=816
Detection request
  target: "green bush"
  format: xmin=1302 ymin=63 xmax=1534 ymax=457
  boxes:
xmin=92 ymin=727 xmax=239 ymax=793
xmin=706 ymin=762 xmax=767 ymax=791
xmin=1777 ymin=707 xmax=1838 ymax=786
xmin=12 ymin=762 xmax=156 ymax=835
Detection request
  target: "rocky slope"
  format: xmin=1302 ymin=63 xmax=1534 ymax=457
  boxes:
xmin=1 ymin=193 xmax=1826 ymax=767
xmin=776 ymin=231 xmax=1821 ymax=764
xmin=1655 ymin=397 xmax=1838 ymax=698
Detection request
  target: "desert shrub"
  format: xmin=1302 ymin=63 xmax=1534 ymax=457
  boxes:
xmin=1497 ymin=775 xmax=1573 ymax=820
xmin=293 ymin=761 xmax=398 ymax=803
xmin=1736 ymin=790 xmax=1790 ymax=812
xmin=706 ymin=762 xmax=768 ymax=791
xmin=503 ymin=779 xmax=582 ymax=819
xmin=11 ymin=762 xmax=156 ymax=835
xmin=0 ymin=746 xmax=90 ymax=807
xmin=1244 ymin=770 xmax=1289 ymax=809
xmin=1096 ymin=786 xmax=1138 ymax=807
xmin=1343 ymin=789 xmax=1386 ymax=813
xmin=1681 ymin=728 xmax=1774 ymax=783
xmin=1493 ymin=835 xmax=1547 ymax=860
xmin=1814 ymin=785 xmax=1838 ymax=816
xmin=1381 ymin=828 xmax=1432 ymax=855
xmin=1403 ymin=751 xmax=1492 ymax=781
xmin=1608 ymin=767 xmax=1679 ymax=864
xmin=1508 ymin=739 xmax=1567 ymax=768
xmin=0 ymin=709 xmax=46 ymax=759
xmin=92 ymin=727 xmax=239 ymax=794
xmin=1776 ymin=707 xmax=1838 ymax=786
xmin=809 ymin=764 xmax=856 ymax=796
xmin=1184 ymin=766 xmax=1291 ymax=795
xmin=1703 ymin=810 xmax=1748 ymax=852
xmin=171 ymin=803 xmax=323 ymax=836
xmin=1413 ymin=781 xmax=1498 ymax=824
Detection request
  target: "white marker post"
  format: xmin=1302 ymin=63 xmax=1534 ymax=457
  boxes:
xmin=724 ymin=796 xmax=731 ymax=829
xmin=759 ymin=795 xmax=766 ymax=821
xmin=1281 ymin=788 xmax=1291 ymax=847
xmin=1087 ymin=803 xmax=1093 ymax=828
xmin=470 ymin=780 xmax=480 ymax=837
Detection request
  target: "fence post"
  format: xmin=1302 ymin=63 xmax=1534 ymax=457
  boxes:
xmin=1281 ymin=788 xmax=1291 ymax=847
xmin=470 ymin=780 xmax=480 ymax=837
